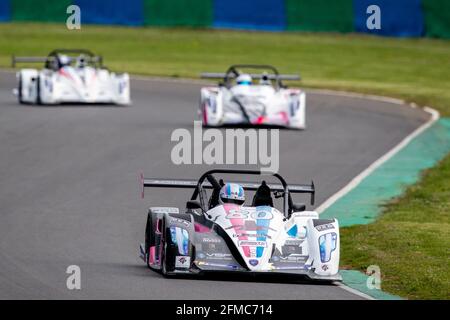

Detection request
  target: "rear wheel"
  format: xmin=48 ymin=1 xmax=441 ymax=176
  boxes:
xmin=36 ymin=75 xmax=42 ymax=105
xmin=18 ymin=74 xmax=24 ymax=104
xmin=144 ymin=210 xmax=158 ymax=268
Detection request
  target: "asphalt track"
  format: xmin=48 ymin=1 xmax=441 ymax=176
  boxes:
xmin=0 ymin=71 xmax=430 ymax=299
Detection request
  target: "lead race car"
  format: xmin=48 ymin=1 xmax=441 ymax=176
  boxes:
xmin=139 ymin=169 xmax=341 ymax=281
xmin=199 ymin=65 xmax=306 ymax=129
xmin=12 ymin=49 xmax=130 ymax=105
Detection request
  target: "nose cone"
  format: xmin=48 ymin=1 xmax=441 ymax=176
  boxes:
xmin=221 ymin=205 xmax=282 ymax=271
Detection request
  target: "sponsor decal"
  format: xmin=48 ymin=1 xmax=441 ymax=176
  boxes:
xmin=202 ymin=237 xmax=221 ymax=243
xmin=249 ymin=259 xmax=259 ymax=266
xmin=322 ymin=264 xmax=329 ymax=271
xmin=238 ymin=240 xmax=267 ymax=247
xmin=225 ymin=209 xmax=250 ymax=219
xmin=278 ymin=255 xmax=308 ymax=263
xmin=315 ymin=223 xmax=335 ymax=232
xmin=175 ymin=256 xmax=191 ymax=269
xmin=205 ymin=253 xmax=232 ymax=259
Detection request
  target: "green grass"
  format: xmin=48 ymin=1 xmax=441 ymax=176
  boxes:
xmin=341 ymin=154 xmax=450 ymax=300
xmin=0 ymin=23 xmax=450 ymax=115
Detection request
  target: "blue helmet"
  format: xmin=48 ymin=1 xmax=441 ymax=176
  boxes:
xmin=236 ymin=74 xmax=252 ymax=86
xmin=219 ymin=183 xmax=245 ymax=205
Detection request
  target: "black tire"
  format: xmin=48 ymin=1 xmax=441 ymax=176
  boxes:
xmin=161 ymin=241 xmax=168 ymax=276
xmin=160 ymin=218 xmax=177 ymax=277
xmin=36 ymin=75 xmax=42 ymax=105
xmin=18 ymin=74 xmax=23 ymax=104
xmin=144 ymin=210 xmax=158 ymax=268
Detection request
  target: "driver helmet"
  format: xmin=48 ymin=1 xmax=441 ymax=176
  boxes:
xmin=219 ymin=183 xmax=245 ymax=205
xmin=236 ymin=74 xmax=252 ymax=86
xmin=58 ymin=55 xmax=71 ymax=68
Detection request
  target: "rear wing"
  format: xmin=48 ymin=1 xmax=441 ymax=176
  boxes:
xmin=201 ymin=73 xmax=300 ymax=81
xmin=141 ymin=176 xmax=315 ymax=203
xmin=11 ymin=55 xmax=103 ymax=68
xmin=11 ymin=56 xmax=54 ymax=68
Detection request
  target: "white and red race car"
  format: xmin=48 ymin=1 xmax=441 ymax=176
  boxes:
xmin=200 ymin=65 xmax=306 ymax=129
xmin=12 ymin=49 xmax=130 ymax=105
xmin=139 ymin=169 xmax=341 ymax=281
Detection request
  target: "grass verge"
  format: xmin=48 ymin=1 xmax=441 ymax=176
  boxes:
xmin=0 ymin=23 xmax=449 ymax=115
xmin=341 ymin=153 xmax=450 ymax=299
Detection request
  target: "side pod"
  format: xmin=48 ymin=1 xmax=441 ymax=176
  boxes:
xmin=307 ymin=218 xmax=340 ymax=276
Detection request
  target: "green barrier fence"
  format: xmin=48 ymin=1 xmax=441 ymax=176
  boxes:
xmin=11 ymin=0 xmax=71 ymax=23
xmin=144 ymin=0 xmax=212 ymax=27
xmin=422 ymin=0 xmax=450 ymax=39
xmin=285 ymin=0 xmax=354 ymax=32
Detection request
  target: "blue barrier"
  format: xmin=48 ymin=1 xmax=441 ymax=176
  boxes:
xmin=0 ymin=0 xmax=11 ymax=22
xmin=0 ymin=0 xmax=439 ymax=39
xmin=74 ymin=0 xmax=144 ymax=26
xmin=213 ymin=0 xmax=286 ymax=31
xmin=353 ymin=0 xmax=424 ymax=37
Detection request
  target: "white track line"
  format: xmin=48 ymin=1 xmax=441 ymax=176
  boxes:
xmin=315 ymin=106 xmax=440 ymax=214
xmin=333 ymin=281 xmax=376 ymax=300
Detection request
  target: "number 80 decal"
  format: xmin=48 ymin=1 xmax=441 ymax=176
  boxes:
xmin=226 ymin=209 xmax=250 ymax=219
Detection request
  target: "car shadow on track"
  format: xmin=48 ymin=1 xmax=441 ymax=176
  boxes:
xmin=134 ymin=264 xmax=336 ymax=287
xmin=204 ymin=124 xmax=303 ymax=131
xmin=16 ymin=102 xmax=130 ymax=108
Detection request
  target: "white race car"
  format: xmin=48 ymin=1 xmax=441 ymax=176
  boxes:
xmin=12 ymin=49 xmax=130 ymax=105
xmin=200 ymin=65 xmax=306 ymax=129
xmin=139 ymin=169 xmax=341 ymax=281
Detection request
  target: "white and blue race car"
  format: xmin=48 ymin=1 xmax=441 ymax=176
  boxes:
xmin=12 ymin=49 xmax=130 ymax=105
xmin=139 ymin=169 xmax=341 ymax=281
xmin=200 ymin=65 xmax=306 ymax=129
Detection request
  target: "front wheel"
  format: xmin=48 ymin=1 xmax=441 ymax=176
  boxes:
xmin=18 ymin=74 xmax=24 ymax=104
xmin=161 ymin=242 xmax=168 ymax=276
xmin=144 ymin=210 xmax=159 ymax=268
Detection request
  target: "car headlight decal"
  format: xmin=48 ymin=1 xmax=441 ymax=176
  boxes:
xmin=169 ymin=226 xmax=190 ymax=256
xmin=319 ymin=232 xmax=337 ymax=263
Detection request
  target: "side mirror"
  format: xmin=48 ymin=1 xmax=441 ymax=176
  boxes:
xmin=186 ymin=200 xmax=202 ymax=210
xmin=291 ymin=203 xmax=306 ymax=212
